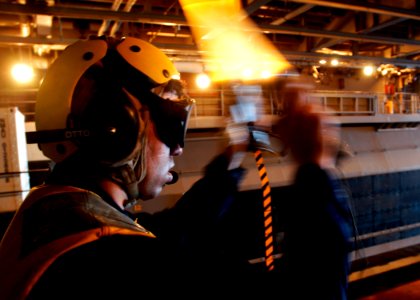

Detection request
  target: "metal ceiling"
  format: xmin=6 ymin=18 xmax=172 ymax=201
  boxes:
xmin=0 ymin=0 xmax=418 ymax=70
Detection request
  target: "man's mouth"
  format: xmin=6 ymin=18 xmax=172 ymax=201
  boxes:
xmin=166 ymin=170 xmax=179 ymax=185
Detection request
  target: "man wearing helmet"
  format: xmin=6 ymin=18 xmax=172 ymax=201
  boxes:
xmin=0 ymin=36 xmax=251 ymax=299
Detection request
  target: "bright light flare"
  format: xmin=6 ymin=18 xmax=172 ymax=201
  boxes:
xmin=171 ymin=73 xmax=181 ymax=80
xmin=11 ymin=63 xmax=34 ymax=84
xmin=363 ymin=65 xmax=374 ymax=76
xmin=179 ymin=0 xmax=291 ymax=82
xmin=260 ymin=70 xmax=271 ymax=79
xmin=196 ymin=73 xmax=211 ymax=89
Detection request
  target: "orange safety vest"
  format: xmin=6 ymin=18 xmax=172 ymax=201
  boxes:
xmin=0 ymin=184 xmax=155 ymax=300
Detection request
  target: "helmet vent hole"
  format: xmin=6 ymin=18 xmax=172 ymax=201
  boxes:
xmin=82 ymin=52 xmax=94 ymax=61
xmin=56 ymin=143 xmax=66 ymax=155
xmin=162 ymin=69 xmax=170 ymax=78
xmin=129 ymin=45 xmax=141 ymax=53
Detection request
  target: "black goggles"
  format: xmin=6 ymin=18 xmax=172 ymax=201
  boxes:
xmin=130 ymin=88 xmax=195 ymax=149
xmin=103 ymin=46 xmax=195 ymax=149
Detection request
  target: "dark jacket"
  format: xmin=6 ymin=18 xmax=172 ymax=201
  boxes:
xmin=276 ymin=163 xmax=354 ymax=300
xmin=0 ymin=151 xmax=249 ymax=299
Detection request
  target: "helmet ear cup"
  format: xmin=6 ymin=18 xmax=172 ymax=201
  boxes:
xmin=75 ymin=85 xmax=141 ymax=165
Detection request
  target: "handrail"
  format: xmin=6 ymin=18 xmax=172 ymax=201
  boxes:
xmin=188 ymin=89 xmax=420 ymax=120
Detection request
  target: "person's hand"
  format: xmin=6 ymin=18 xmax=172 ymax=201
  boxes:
xmin=225 ymin=122 xmax=250 ymax=170
xmin=272 ymin=85 xmax=341 ymax=167
xmin=274 ymin=103 xmax=323 ymax=165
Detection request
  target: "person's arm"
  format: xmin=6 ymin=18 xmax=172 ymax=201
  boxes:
xmin=173 ymin=144 xmax=248 ymax=224
xmin=139 ymin=144 xmax=248 ymax=237
xmin=135 ymin=143 xmax=251 ymax=273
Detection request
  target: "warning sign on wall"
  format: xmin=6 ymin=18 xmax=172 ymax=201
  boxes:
xmin=0 ymin=107 xmax=30 ymax=212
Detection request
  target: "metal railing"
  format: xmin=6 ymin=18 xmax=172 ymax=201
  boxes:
xmin=188 ymin=88 xmax=420 ymax=121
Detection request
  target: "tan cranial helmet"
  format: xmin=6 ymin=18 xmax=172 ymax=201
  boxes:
xmin=30 ymin=36 xmax=184 ymax=165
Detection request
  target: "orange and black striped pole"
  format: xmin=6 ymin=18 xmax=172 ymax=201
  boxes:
xmin=254 ymin=149 xmax=275 ymax=272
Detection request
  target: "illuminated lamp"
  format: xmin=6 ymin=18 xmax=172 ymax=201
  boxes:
xmin=196 ymin=73 xmax=211 ymax=89
xmin=363 ymin=66 xmax=374 ymax=76
xmin=11 ymin=63 xmax=34 ymax=84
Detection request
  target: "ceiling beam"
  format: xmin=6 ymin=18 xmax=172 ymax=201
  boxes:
xmin=143 ymin=43 xmax=420 ymax=68
xmin=312 ymin=17 xmax=409 ymax=51
xmin=270 ymin=4 xmax=315 ymax=26
xmin=1 ymin=34 xmax=419 ymax=67
xmin=260 ymin=23 xmax=420 ymax=47
xmin=0 ymin=3 xmax=188 ymax=26
xmin=284 ymin=0 xmax=420 ymax=21
xmin=0 ymin=2 xmax=418 ymax=68
xmin=0 ymin=2 xmax=418 ymax=48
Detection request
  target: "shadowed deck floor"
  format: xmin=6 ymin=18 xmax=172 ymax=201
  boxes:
xmin=349 ymin=244 xmax=420 ymax=299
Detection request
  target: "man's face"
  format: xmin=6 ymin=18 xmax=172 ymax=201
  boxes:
xmin=137 ymin=119 xmax=183 ymax=200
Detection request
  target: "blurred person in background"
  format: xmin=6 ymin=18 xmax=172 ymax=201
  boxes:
xmin=271 ymin=81 xmax=355 ymax=300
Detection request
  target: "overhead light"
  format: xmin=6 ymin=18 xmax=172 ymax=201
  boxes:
xmin=35 ymin=15 xmax=53 ymax=36
xmin=331 ymin=59 xmax=339 ymax=66
xmin=376 ymin=64 xmax=415 ymax=76
xmin=195 ymin=73 xmax=211 ymax=89
xmin=241 ymin=68 xmax=253 ymax=79
xmin=260 ymin=70 xmax=272 ymax=79
xmin=363 ymin=65 xmax=374 ymax=76
xmin=317 ymin=48 xmax=352 ymax=56
xmin=11 ymin=63 xmax=34 ymax=84
xmin=20 ymin=23 xmax=30 ymax=37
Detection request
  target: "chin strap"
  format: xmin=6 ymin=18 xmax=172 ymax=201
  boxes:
xmin=107 ymin=163 xmax=140 ymax=207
